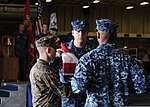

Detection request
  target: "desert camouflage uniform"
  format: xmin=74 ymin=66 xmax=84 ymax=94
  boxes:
xmin=30 ymin=59 xmax=66 ymax=107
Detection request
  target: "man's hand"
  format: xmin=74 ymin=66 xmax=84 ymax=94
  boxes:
xmin=56 ymin=49 xmax=65 ymax=57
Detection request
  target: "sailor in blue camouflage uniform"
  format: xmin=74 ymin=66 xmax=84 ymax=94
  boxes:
xmin=71 ymin=19 xmax=150 ymax=107
xmin=61 ymin=20 xmax=94 ymax=107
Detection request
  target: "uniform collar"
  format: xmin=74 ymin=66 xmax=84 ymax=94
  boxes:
xmin=37 ymin=59 xmax=49 ymax=65
xmin=97 ymin=43 xmax=113 ymax=49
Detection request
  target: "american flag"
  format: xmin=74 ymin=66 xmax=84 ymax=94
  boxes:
xmin=35 ymin=0 xmax=43 ymax=36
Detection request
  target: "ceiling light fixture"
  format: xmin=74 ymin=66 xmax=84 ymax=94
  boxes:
xmin=140 ymin=1 xmax=149 ymax=5
xmin=89 ymin=38 xmax=94 ymax=40
xmin=126 ymin=6 xmax=134 ymax=9
xmin=35 ymin=2 xmax=38 ymax=5
xmin=123 ymin=46 xmax=128 ymax=49
xmin=93 ymin=0 xmax=100 ymax=3
xmin=46 ymin=0 xmax=52 ymax=2
xmin=82 ymin=6 xmax=89 ymax=8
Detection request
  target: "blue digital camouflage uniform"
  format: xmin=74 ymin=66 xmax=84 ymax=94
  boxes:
xmin=61 ymin=40 xmax=93 ymax=107
xmin=71 ymin=44 xmax=149 ymax=107
xmin=71 ymin=18 xmax=150 ymax=107
xmin=60 ymin=20 xmax=94 ymax=107
xmin=13 ymin=31 xmax=28 ymax=81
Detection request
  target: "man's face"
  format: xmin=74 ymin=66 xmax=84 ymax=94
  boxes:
xmin=19 ymin=24 xmax=25 ymax=33
xmin=42 ymin=24 xmax=48 ymax=33
xmin=72 ymin=30 xmax=88 ymax=44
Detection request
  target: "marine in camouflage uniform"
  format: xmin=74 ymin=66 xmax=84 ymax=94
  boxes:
xmin=13 ymin=23 xmax=28 ymax=81
xmin=30 ymin=32 xmax=70 ymax=107
xmin=71 ymin=19 xmax=150 ymax=107
xmin=60 ymin=20 xmax=94 ymax=107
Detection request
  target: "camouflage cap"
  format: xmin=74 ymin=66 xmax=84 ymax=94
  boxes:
xmin=71 ymin=20 xmax=89 ymax=31
xmin=35 ymin=32 xmax=60 ymax=49
xmin=96 ymin=19 xmax=119 ymax=33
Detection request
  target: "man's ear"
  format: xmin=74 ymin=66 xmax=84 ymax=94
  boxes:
xmin=46 ymin=47 xmax=51 ymax=53
xmin=72 ymin=30 xmax=74 ymax=36
xmin=97 ymin=32 xmax=100 ymax=39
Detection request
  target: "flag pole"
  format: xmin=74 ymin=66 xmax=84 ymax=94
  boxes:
xmin=23 ymin=0 xmax=35 ymax=80
xmin=35 ymin=0 xmax=43 ymax=60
